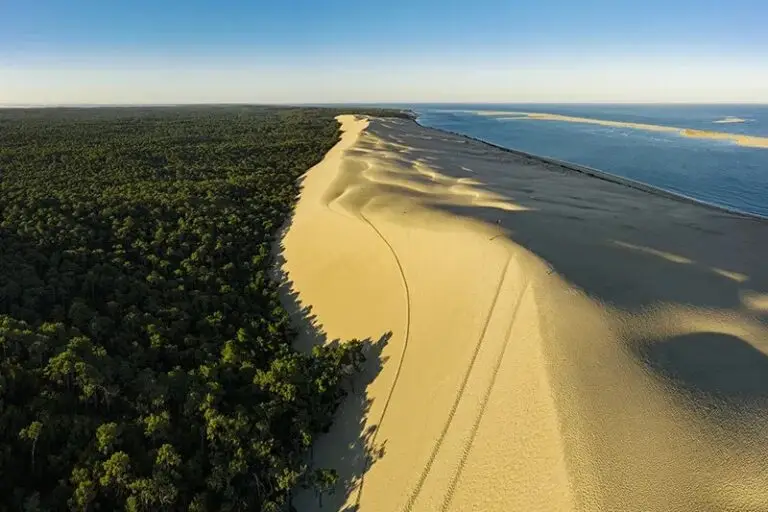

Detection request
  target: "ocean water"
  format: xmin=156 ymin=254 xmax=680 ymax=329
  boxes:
xmin=412 ymin=104 xmax=768 ymax=218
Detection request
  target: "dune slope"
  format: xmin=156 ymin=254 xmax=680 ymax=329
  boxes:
xmin=277 ymin=115 xmax=768 ymax=511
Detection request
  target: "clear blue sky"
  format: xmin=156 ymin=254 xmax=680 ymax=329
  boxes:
xmin=2 ymin=0 xmax=767 ymax=104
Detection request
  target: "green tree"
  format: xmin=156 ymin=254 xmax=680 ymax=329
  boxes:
xmin=19 ymin=421 xmax=43 ymax=469
xmin=0 ymin=105 xmax=391 ymax=510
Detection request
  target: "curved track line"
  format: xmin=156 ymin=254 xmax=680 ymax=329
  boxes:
xmin=440 ymin=279 xmax=531 ymax=512
xmin=402 ymin=254 xmax=514 ymax=512
xmin=322 ymin=149 xmax=413 ymax=507
xmin=354 ymin=209 xmax=412 ymax=506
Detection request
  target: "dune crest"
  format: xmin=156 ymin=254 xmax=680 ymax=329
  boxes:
xmin=475 ymin=110 xmax=768 ymax=149
xmin=279 ymin=115 xmax=768 ymax=511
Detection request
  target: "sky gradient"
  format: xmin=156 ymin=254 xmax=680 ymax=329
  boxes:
xmin=2 ymin=0 xmax=767 ymax=104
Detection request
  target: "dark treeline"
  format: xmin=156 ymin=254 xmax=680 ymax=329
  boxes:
xmin=0 ymin=106 xmax=403 ymax=511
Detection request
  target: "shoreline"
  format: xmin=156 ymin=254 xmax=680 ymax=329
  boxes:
xmin=410 ymin=115 xmax=768 ymax=222
xmin=281 ymin=114 xmax=768 ymax=511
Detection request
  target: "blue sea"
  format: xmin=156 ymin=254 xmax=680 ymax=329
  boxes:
xmin=410 ymin=104 xmax=768 ymax=218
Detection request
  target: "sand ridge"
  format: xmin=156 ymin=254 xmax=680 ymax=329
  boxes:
xmin=278 ymin=115 xmax=768 ymax=511
xmin=475 ymin=110 xmax=768 ymax=149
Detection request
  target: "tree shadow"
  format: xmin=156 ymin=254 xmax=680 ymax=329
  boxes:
xmin=272 ymin=244 xmax=390 ymax=511
xmin=270 ymin=116 xmax=768 ymax=509
xmin=637 ymin=332 xmax=768 ymax=411
xmin=300 ymin=331 xmax=390 ymax=512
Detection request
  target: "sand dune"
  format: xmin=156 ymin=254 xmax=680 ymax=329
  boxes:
xmin=277 ymin=115 xmax=768 ymax=511
xmin=475 ymin=110 xmax=768 ymax=149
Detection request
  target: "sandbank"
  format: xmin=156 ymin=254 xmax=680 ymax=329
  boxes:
xmin=475 ymin=110 xmax=768 ymax=149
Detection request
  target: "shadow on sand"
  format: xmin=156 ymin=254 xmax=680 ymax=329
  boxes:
xmin=373 ymin=117 xmax=768 ymax=317
xmin=273 ymin=116 xmax=768 ymax=510
xmin=639 ymin=332 xmax=768 ymax=410
xmin=373 ymin=118 xmax=768 ymax=411
xmin=272 ymin=242 xmax=389 ymax=512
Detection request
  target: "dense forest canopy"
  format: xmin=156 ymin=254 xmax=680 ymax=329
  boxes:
xmin=0 ymin=106 xmax=407 ymax=511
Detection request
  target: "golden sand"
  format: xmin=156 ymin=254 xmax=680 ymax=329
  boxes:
xmin=278 ymin=115 xmax=768 ymax=511
xmin=475 ymin=111 xmax=768 ymax=149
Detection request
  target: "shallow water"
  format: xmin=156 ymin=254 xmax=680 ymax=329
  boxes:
xmin=412 ymin=104 xmax=768 ymax=218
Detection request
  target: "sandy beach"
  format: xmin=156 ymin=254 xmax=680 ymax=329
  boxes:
xmin=278 ymin=115 xmax=768 ymax=511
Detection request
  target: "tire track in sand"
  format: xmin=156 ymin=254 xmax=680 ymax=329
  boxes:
xmin=401 ymin=254 xmax=514 ymax=512
xmin=440 ymin=279 xmax=531 ymax=512
xmin=322 ymin=151 xmax=413 ymax=506
xmin=353 ymin=209 xmax=412 ymax=506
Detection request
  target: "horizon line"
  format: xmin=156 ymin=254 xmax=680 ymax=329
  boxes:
xmin=3 ymin=101 xmax=768 ymax=109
